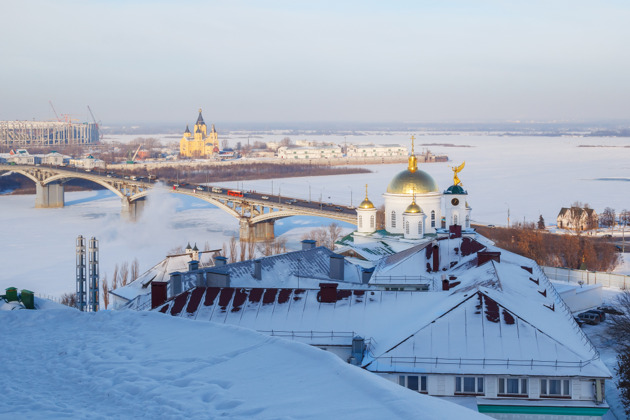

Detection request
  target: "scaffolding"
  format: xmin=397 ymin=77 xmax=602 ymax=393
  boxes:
xmin=0 ymin=120 xmax=99 ymax=146
xmin=76 ymin=236 xmax=87 ymax=311
xmin=88 ymin=237 xmax=99 ymax=312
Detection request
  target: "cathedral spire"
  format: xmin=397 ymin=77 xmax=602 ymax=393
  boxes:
xmin=408 ymin=134 xmax=417 ymax=173
xmin=196 ymin=108 xmax=205 ymax=126
xmin=184 ymin=125 xmax=190 ymax=134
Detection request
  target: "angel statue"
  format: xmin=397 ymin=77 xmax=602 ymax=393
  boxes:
xmin=452 ymin=161 xmax=465 ymax=186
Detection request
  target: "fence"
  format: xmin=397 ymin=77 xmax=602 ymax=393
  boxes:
xmin=542 ymin=266 xmax=630 ymax=289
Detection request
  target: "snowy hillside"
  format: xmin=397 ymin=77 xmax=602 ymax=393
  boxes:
xmin=0 ymin=309 xmax=489 ymax=419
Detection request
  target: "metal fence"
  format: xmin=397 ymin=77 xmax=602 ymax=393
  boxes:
xmin=542 ymin=266 xmax=630 ymax=289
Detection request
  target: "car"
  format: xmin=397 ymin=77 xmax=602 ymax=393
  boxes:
xmin=261 ymin=196 xmax=269 ymax=200
xmin=577 ymin=312 xmax=600 ymax=325
xmin=106 ymin=174 xmax=112 ymax=178
xmin=603 ymin=234 xmax=612 ymax=238
xmin=585 ymin=309 xmax=606 ymax=322
xmin=574 ymin=316 xmax=585 ymax=327
xmin=335 ymin=207 xmax=343 ymax=212
xmin=196 ymin=186 xmax=204 ymax=191
xmin=598 ymin=305 xmax=624 ymax=315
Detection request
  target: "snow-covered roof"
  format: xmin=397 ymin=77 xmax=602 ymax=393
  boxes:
xmin=156 ymin=235 xmax=611 ymax=379
xmin=193 ymin=246 xmax=364 ymax=288
xmin=111 ymin=250 xmax=217 ymax=302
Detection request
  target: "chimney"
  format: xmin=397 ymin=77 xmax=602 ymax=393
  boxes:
xmin=188 ymin=260 xmax=199 ymax=272
xmin=301 ymin=239 xmax=316 ymax=250
xmin=151 ymin=281 xmax=168 ymax=309
xmin=170 ymin=272 xmax=182 ymax=296
xmin=253 ymin=259 xmax=262 ymax=280
xmin=318 ymin=283 xmax=338 ymax=303
xmin=449 ymin=224 xmax=462 ymax=238
xmin=214 ymin=255 xmax=227 ymax=267
xmin=206 ymin=270 xmax=230 ymax=287
xmin=329 ymin=254 xmax=344 ymax=280
xmin=361 ymin=267 xmax=374 ymax=284
xmin=442 ymin=279 xmax=450 ymax=291
xmin=477 ymin=251 xmax=501 ymax=266
xmin=432 ymin=245 xmax=439 ymax=272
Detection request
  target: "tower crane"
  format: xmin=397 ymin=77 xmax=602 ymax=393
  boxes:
xmin=87 ymin=105 xmax=103 ymax=141
xmin=49 ymin=101 xmax=61 ymax=122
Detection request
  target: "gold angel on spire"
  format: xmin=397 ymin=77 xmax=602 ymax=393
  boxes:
xmin=451 ymin=161 xmax=465 ymax=186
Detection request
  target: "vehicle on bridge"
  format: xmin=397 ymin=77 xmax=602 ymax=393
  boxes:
xmin=227 ymin=189 xmax=245 ymax=197
xmin=212 ymin=187 xmax=223 ymax=193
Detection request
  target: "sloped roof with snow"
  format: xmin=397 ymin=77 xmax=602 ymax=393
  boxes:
xmin=154 ymin=235 xmax=611 ymax=379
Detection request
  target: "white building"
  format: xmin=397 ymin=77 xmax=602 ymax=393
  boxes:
xmin=346 ymin=143 xmax=407 ymax=157
xmin=277 ymin=145 xmax=342 ymax=160
xmin=69 ymin=155 xmax=106 ymax=170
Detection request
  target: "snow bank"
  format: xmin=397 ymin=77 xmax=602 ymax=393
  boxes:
xmin=0 ymin=309 xmax=488 ymax=419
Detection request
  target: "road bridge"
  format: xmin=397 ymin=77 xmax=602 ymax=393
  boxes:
xmin=0 ymin=164 xmax=357 ymax=241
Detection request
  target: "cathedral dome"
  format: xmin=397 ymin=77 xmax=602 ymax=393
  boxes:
xmin=359 ymin=198 xmax=375 ymax=209
xmin=387 ymin=169 xmax=439 ymax=194
xmin=444 ymin=184 xmax=466 ymax=195
xmin=404 ymin=201 xmax=422 ymax=213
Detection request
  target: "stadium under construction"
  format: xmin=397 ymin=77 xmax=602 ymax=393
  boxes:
xmin=0 ymin=120 xmax=99 ymax=147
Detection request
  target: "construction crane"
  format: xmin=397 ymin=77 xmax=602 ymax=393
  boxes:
xmin=49 ymin=101 xmax=61 ymax=122
xmin=127 ymin=144 xmax=142 ymax=164
xmin=87 ymin=105 xmax=103 ymax=141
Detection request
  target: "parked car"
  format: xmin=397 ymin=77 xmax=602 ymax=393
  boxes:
xmin=598 ymin=305 xmax=624 ymax=315
xmin=261 ymin=196 xmax=269 ymax=200
xmin=585 ymin=309 xmax=606 ymax=322
xmin=574 ymin=316 xmax=585 ymax=327
xmin=577 ymin=312 xmax=600 ymax=325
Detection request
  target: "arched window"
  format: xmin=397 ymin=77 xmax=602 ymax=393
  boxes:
xmin=358 ymin=215 xmax=363 ymax=228
xmin=370 ymin=215 xmax=375 ymax=228
xmin=441 ymin=217 xmax=446 ymax=228
xmin=465 ymin=215 xmax=470 ymax=228
xmin=431 ymin=210 xmax=436 ymax=228
xmin=418 ymin=221 xmax=422 ymax=234
xmin=405 ymin=221 xmax=410 ymax=234
xmin=391 ymin=211 xmax=396 ymax=228
xmin=453 ymin=214 xmax=458 ymax=225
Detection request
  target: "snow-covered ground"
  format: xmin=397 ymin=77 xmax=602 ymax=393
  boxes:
xmin=0 ymin=308 xmax=489 ymax=419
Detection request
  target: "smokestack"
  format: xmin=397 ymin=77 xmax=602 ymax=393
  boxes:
xmin=301 ymin=239 xmax=316 ymax=250
xmin=170 ymin=272 xmax=182 ymax=296
xmin=214 ymin=256 xmax=227 ymax=267
xmin=329 ymin=254 xmax=344 ymax=280
xmin=188 ymin=260 xmax=199 ymax=272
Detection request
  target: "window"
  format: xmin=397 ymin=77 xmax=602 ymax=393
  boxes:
xmin=398 ymin=375 xmax=427 ymax=393
xmin=431 ymin=210 xmax=435 ymax=228
xmin=465 ymin=215 xmax=470 ymax=228
xmin=358 ymin=215 xmax=363 ymax=228
xmin=405 ymin=221 xmax=409 ymax=234
xmin=540 ymin=379 xmax=570 ymax=397
xmin=455 ymin=376 xmax=484 ymax=394
xmin=370 ymin=215 xmax=375 ymax=228
xmin=418 ymin=221 xmax=422 ymax=234
xmin=498 ymin=378 xmax=528 ymax=396
xmin=453 ymin=214 xmax=458 ymax=225
xmin=391 ymin=211 xmax=396 ymax=228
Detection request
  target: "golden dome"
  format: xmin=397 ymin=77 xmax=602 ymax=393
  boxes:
xmin=387 ymin=169 xmax=439 ymax=194
xmin=405 ymin=201 xmax=422 ymax=213
xmin=359 ymin=198 xmax=375 ymax=209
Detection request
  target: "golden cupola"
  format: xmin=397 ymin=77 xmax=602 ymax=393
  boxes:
xmin=358 ymin=184 xmax=375 ymax=209
xmin=386 ymin=135 xmax=439 ymax=194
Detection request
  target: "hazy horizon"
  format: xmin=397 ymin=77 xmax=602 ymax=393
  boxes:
xmin=3 ymin=1 xmax=630 ymax=126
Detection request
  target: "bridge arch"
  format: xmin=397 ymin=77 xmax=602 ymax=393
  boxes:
xmin=0 ymin=169 xmax=40 ymax=185
xmin=130 ymin=188 xmax=242 ymax=220
xmin=250 ymin=210 xmax=356 ymax=225
xmin=44 ymin=173 xmax=126 ymax=199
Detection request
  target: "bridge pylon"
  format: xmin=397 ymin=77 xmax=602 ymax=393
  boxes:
xmin=121 ymin=196 xmax=146 ymax=220
xmin=239 ymin=218 xmax=276 ymax=242
xmin=35 ymin=181 xmax=64 ymax=208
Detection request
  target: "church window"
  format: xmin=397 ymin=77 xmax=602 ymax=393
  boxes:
xmin=391 ymin=211 xmax=396 ymax=228
xmin=370 ymin=215 xmax=375 ymax=228
xmin=453 ymin=214 xmax=458 ymax=225
xmin=465 ymin=215 xmax=470 ymax=228
xmin=418 ymin=221 xmax=422 ymax=235
xmin=405 ymin=221 xmax=410 ymax=234
xmin=431 ymin=211 xmax=435 ymax=228
xmin=359 ymin=215 xmax=363 ymax=228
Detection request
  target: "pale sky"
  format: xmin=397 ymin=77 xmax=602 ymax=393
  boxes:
xmin=2 ymin=0 xmax=630 ymax=125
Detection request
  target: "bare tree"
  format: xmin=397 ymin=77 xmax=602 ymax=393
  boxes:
xmin=130 ymin=258 xmax=140 ymax=282
xmin=601 ymin=207 xmax=616 ymax=228
xmin=376 ymin=204 xmax=385 ymax=230
xmin=120 ymin=261 xmax=129 ymax=287
xmin=328 ymin=223 xmax=343 ymax=249
xmin=229 ymin=236 xmax=237 ymax=263
xmin=102 ymin=275 xmax=109 ymax=310
xmin=239 ymin=240 xmax=247 ymax=262
xmin=280 ymin=137 xmax=291 ymax=147
xmin=204 ymin=241 xmax=212 ymax=251
xmin=222 ymin=242 xmax=227 ymax=258
xmin=111 ymin=264 xmax=119 ymax=290
xmin=247 ymin=239 xmax=256 ymax=260
xmin=60 ymin=293 xmax=77 ymax=308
